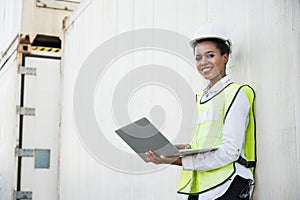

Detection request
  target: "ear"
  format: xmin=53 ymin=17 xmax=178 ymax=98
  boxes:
xmin=223 ymin=53 xmax=229 ymax=64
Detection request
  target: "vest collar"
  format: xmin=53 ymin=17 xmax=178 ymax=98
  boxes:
xmin=202 ymin=75 xmax=233 ymax=102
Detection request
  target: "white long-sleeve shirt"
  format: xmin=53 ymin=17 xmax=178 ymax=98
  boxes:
xmin=181 ymin=76 xmax=253 ymax=200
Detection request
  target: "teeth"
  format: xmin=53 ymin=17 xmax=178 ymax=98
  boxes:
xmin=202 ymin=68 xmax=212 ymax=73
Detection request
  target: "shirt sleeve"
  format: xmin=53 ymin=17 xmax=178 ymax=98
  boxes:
xmin=181 ymin=89 xmax=250 ymax=171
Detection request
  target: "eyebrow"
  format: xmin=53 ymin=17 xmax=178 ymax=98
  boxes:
xmin=195 ymin=50 xmax=216 ymax=56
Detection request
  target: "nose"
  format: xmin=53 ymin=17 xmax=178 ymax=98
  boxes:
xmin=198 ymin=57 xmax=209 ymax=66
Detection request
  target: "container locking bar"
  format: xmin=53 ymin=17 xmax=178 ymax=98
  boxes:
xmin=13 ymin=190 xmax=32 ymax=199
xmin=15 ymin=148 xmax=34 ymax=157
xmin=16 ymin=106 xmax=35 ymax=116
xmin=19 ymin=66 xmax=37 ymax=76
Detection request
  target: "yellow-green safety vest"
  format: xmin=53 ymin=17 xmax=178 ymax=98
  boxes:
xmin=177 ymin=83 xmax=256 ymax=195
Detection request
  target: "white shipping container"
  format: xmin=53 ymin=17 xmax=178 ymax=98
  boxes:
xmin=61 ymin=0 xmax=300 ymax=199
xmin=0 ymin=0 xmax=78 ymax=199
xmin=0 ymin=35 xmax=63 ymax=200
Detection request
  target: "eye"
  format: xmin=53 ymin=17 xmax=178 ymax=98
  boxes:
xmin=195 ymin=56 xmax=202 ymax=62
xmin=207 ymin=53 xmax=215 ymax=58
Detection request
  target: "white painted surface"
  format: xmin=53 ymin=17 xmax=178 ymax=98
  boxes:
xmin=21 ymin=56 xmax=61 ymax=200
xmin=61 ymin=1 xmax=202 ymax=200
xmin=21 ymin=0 xmax=72 ymax=38
xmin=0 ymin=0 xmax=72 ymax=61
xmin=62 ymin=0 xmax=300 ymax=199
xmin=0 ymin=52 xmax=19 ymax=200
xmin=0 ymin=0 xmax=22 ymax=57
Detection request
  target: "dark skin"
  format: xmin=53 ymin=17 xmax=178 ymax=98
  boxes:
xmin=145 ymin=145 xmax=190 ymax=165
xmin=146 ymin=41 xmax=228 ymax=166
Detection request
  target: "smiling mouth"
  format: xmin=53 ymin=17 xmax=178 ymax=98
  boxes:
xmin=201 ymin=67 xmax=213 ymax=73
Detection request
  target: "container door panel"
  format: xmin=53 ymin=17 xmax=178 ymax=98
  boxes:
xmin=21 ymin=55 xmax=60 ymax=200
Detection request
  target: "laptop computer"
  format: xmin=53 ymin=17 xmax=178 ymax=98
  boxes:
xmin=115 ymin=117 xmax=218 ymax=162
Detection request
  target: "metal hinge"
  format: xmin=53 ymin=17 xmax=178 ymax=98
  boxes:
xmin=17 ymin=106 xmax=35 ymax=116
xmin=19 ymin=66 xmax=37 ymax=76
xmin=15 ymin=148 xmax=34 ymax=157
xmin=13 ymin=190 xmax=32 ymax=199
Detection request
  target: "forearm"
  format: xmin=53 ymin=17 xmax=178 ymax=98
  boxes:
xmin=172 ymin=157 xmax=182 ymax=166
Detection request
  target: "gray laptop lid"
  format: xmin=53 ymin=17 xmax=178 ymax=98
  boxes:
xmin=115 ymin=117 xmax=178 ymax=162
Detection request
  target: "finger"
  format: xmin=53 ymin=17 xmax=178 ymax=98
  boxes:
xmin=150 ymin=151 xmax=164 ymax=163
xmin=145 ymin=152 xmax=155 ymax=162
xmin=146 ymin=151 xmax=161 ymax=163
xmin=149 ymin=151 xmax=160 ymax=159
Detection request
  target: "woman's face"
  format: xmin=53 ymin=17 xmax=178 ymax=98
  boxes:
xmin=195 ymin=41 xmax=228 ymax=85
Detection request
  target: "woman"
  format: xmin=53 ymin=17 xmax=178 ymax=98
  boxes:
xmin=146 ymin=23 xmax=256 ymax=200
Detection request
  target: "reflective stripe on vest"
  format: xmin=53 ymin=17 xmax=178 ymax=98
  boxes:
xmin=177 ymin=83 xmax=256 ymax=195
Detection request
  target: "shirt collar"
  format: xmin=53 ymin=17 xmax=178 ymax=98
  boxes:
xmin=202 ymin=75 xmax=233 ymax=101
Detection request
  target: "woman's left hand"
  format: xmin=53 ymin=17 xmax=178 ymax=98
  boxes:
xmin=145 ymin=150 xmax=182 ymax=165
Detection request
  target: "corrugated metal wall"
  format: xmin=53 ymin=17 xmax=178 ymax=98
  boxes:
xmin=61 ymin=0 xmax=300 ymax=199
xmin=0 ymin=52 xmax=19 ymax=200
xmin=0 ymin=1 xmax=22 ymax=57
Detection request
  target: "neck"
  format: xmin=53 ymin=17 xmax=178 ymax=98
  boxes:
xmin=208 ymin=74 xmax=225 ymax=89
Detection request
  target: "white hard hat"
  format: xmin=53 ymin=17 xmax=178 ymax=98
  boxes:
xmin=190 ymin=23 xmax=232 ymax=53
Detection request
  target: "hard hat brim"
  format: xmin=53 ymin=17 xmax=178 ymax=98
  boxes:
xmin=190 ymin=35 xmax=229 ymax=47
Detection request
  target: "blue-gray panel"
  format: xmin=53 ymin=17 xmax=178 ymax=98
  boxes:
xmin=34 ymin=149 xmax=50 ymax=169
